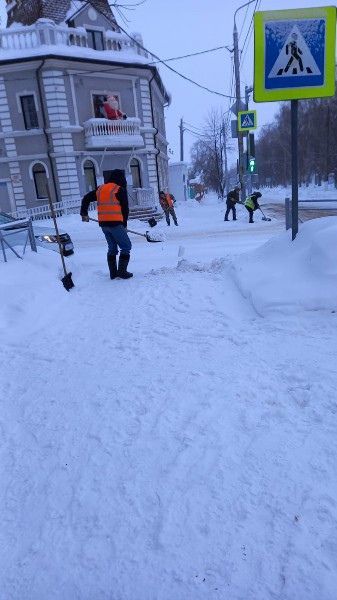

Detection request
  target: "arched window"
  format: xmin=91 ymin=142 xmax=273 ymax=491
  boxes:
xmin=32 ymin=163 xmax=48 ymax=199
xmin=130 ymin=158 xmax=142 ymax=189
xmin=84 ymin=159 xmax=97 ymax=192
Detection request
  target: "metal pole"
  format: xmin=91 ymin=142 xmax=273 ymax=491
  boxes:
xmin=285 ymin=197 xmax=291 ymax=230
xmin=233 ymin=22 xmax=245 ymax=200
xmin=291 ymin=100 xmax=299 ymax=240
xmin=179 ymin=118 xmax=184 ymax=162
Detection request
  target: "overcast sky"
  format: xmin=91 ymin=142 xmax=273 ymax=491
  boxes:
xmin=0 ymin=0 xmax=335 ymax=164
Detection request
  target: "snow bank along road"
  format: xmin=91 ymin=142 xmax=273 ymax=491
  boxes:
xmin=1 ymin=203 xmax=337 ymax=600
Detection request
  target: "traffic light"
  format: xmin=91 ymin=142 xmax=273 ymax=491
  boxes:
xmin=246 ymin=133 xmax=257 ymax=174
xmin=248 ymin=157 xmax=256 ymax=174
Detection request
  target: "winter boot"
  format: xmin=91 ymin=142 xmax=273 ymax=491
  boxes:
xmin=117 ymin=253 xmax=133 ymax=279
xmin=107 ymin=254 xmax=118 ymax=279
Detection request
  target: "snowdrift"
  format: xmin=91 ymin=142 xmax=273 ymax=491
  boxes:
xmin=232 ymin=217 xmax=337 ymax=316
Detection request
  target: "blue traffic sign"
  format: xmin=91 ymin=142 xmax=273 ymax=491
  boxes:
xmin=254 ymin=7 xmax=336 ymax=102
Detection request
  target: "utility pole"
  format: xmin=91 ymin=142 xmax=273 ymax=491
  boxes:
xmin=233 ymin=0 xmax=257 ymax=201
xmin=245 ymin=85 xmax=254 ymax=195
xmin=179 ymin=118 xmax=185 ymax=162
xmin=233 ymin=21 xmax=245 ymax=200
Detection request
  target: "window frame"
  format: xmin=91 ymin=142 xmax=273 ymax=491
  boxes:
xmin=130 ymin=158 xmax=142 ymax=189
xmin=83 ymin=159 xmax=97 ymax=192
xmin=91 ymin=91 xmax=122 ymax=119
xmin=86 ymin=28 xmax=104 ymax=50
xmin=17 ymin=92 xmax=39 ymax=130
xmin=32 ymin=163 xmax=48 ymax=200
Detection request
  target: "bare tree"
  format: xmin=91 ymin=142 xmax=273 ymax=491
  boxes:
xmin=189 ymin=109 xmax=232 ymax=198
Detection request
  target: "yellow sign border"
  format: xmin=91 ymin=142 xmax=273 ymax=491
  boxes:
xmin=254 ymin=6 xmax=337 ymax=102
xmin=237 ymin=110 xmax=257 ymax=131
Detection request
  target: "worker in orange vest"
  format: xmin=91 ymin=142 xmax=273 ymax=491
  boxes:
xmin=159 ymin=191 xmax=178 ymax=226
xmin=81 ymin=169 xmax=133 ymax=279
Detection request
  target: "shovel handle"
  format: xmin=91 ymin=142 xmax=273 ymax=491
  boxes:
xmin=88 ymin=217 xmax=147 ymax=239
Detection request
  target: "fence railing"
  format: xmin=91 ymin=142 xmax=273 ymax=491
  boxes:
xmin=132 ymin=188 xmax=156 ymax=208
xmin=10 ymin=189 xmax=156 ymax=222
xmin=284 ymin=196 xmax=337 ymax=229
xmin=0 ymin=21 xmax=147 ymax=56
xmin=84 ymin=117 xmax=142 ymax=139
xmin=11 ymin=198 xmax=94 ymax=221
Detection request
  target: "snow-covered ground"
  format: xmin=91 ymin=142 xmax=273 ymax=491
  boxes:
xmin=1 ymin=197 xmax=337 ymax=600
xmin=260 ymin=183 xmax=337 ymax=209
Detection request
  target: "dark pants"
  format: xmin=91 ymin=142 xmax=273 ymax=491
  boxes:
xmin=165 ymin=207 xmax=178 ymax=226
xmin=246 ymin=207 xmax=254 ymax=223
xmin=101 ymin=224 xmax=132 ymax=256
xmin=225 ymin=202 xmax=236 ymax=220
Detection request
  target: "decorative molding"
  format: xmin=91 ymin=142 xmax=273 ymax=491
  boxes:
xmin=28 ymin=160 xmax=50 ymax=180
xmin=15 ymin=90 xmax=39 ymax=114
xmin=0 ymin=129 xmax=44 ymax=140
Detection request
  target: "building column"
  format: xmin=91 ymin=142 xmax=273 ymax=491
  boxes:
xmin=0 ymin=77 xmax=26 ymax=210
xmin=42 ymin=70 xmax=81 ymax=202
xmin=139 ymin=78 xmax=159 ymax=199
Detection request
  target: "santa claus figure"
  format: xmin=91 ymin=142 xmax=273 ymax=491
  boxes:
xmin=103 ymin=95 xmax=127 ymax=120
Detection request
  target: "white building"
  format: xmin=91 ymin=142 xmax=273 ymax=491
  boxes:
xmin=0 ymin=0 xmax=171 ymax=218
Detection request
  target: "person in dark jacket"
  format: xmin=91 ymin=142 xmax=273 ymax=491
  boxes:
xmin=244 ymin=191 xmax=262 ymax=223
xmin=81 ymin=169 xmax=133 ymax=279
xmin=224 ymin=186 xmax=240 ymax=221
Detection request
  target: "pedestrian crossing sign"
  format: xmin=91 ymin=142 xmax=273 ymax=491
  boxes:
xmin=238 ymin=110 xmax=257 ymax=132
xmin=254 ymin=6 xmax=336 ymax=102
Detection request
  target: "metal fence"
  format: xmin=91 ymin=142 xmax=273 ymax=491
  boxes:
xmin=11 ymin=198 xmax=97 ymax=221
xmin=0 ymin=218 xmax=37 ymax=262
xmin=285 ymin=196 xmax=337 ymax=230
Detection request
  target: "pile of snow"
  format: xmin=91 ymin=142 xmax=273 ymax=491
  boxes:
xmin=232 ymin=217 xmax=337 ymax=316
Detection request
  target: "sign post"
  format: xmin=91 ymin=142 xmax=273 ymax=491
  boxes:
xmin=254 ymin=6 xmax=336 ymax=240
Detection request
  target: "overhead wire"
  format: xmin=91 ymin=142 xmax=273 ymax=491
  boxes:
xmin=240 ymin=0 xmax=261 ymax=70
xmin=83 ymin=0 xmax=241 ymax=99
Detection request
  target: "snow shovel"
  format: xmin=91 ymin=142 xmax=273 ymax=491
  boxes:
xmin=47 ymin=186 xmax=74 ymax=291
xmin=88 ymin=217 xmax=162 ymax=243
xmin=259 ymin=207 xmax=271 ymax=222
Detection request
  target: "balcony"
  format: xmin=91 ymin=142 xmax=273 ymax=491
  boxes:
xmin=84 ymin=117 xmax=144 ymax=149
xmin=0 ymin=19 xmax=148 ymax=59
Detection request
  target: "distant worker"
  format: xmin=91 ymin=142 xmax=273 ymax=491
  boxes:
xmin=159 ymin=191 xmax=178 ymax=226
xmin=224 ymin=185 xmax=241 ymax=221
xmin=81 ymin=169 xmax=133 ymax=279
xmin=244 ymin=191 xmax=262 ymax=223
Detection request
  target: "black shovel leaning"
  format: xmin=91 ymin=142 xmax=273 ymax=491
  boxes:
xmin=47 ymin=186 xmax=75 ymax=291
xmin=88 ymin=217 xmax=162 ymax=243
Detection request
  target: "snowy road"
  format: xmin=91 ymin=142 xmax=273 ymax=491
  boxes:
xmin=1 ymin=202 xmax=337 ymax=599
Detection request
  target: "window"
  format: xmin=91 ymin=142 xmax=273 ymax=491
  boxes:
xmin=93 ymin=94 xmax=108 ymax=118
xmin=130 ymin=158 xmax=142 ymax=188
xmin=84 ymin=160 xmax=97 ymax=192
xmin=32 ymin=163 xmax=48 ymax=199
xmin=92 ymin=93 xmax=121 ymax=119
xmin=20 ymin=95 xmax=38 ymax=130
xmin=87 ymin=29 xmax=104 ymax=50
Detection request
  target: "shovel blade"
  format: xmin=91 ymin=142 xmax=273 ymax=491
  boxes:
xmin=62 ymin=272 xmax=75 ymax=291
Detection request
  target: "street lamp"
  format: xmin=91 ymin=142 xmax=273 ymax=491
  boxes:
xmin=233 ymin=0 xmax=257 ymax=199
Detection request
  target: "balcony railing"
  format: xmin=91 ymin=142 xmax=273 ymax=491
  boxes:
xmin=0 ymin=19 xmax=148 ymax=57
xmin=84 ymin=117 xmax=144 ymax=149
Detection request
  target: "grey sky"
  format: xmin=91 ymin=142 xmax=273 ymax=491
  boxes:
xmin=0 ymin=0 xmax=335 ymax=163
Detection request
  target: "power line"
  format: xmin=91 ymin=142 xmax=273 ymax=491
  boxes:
xmin=0 ymin=46 xmax=236 ymax=84
xmin=241 ymin=0 xmax=261 ymax=69
xmin=84 ymin=0 xmax=240 ymax=99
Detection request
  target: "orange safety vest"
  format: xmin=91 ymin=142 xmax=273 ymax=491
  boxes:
xmin=96 ymin=183 xmax=123 ymax=222
xmin=165 ymin=193 xmax=174 ymax=208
